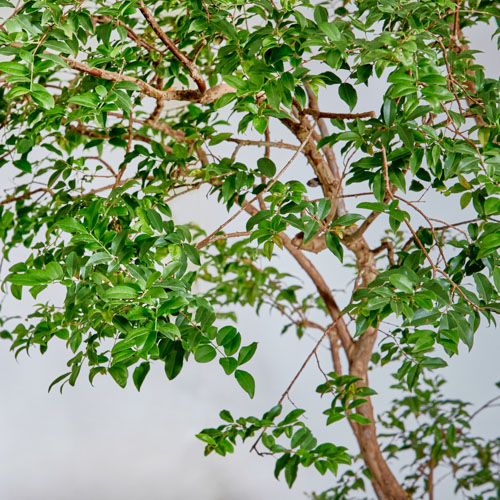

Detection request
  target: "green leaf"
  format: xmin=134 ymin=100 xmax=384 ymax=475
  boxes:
xmin=274 ymin=454 xmax=290 ymax=480
xmin=222 ymin=75 xmax=246 ymax=91
xmin=279 ymin=409 xmax=306 ymax=426
xmin=389 ymin=274 xmax=414 ymax=294
xmin=396 ymin=124 xmax=414 ymax=151
xmin=219 ymin=357 xmax=238 ymax=375
xmin=184 ymin=244 xmax=201 ymax=266
xmin=194 ymin=344 xmax=217 ymax=363
xmin=357 ymin=202 xmax=388 ymax=212
xmin=146 ymin=208 xmax=163 ymax=232
xmin=68 ymin=93 xmax=100 ymax=108
xmin=7 ymin=87 xmax=30 ymax=100
xmin=31 ymin=86 xmax=55 ymax=109
xmin=449 ymin=311 xmax=474 ymax=349
xmin=216 ymin=326 xmax=238 ymax=346
xmin=257 ymin=157 xmax=276 ymax=177
xmin=109 ymin=365 xmax=128 ymax=388
xmin=314 ymin=5 xmax=329 ymax=24
xmin=133 ymin=362 xmax=150 ymax=391
xmin=319 ymin=22 xmax=341 ymax=42
xmin=164 ymin=341 xmax=184 ymax=380
xmin=382 ymin=98 xmax=396 ymax=125
xmin=66 ymin=252 xmax=79 ymax=276
xmin=6 ymin=269 xmax=50 ymax=286
xmin=57 ymin=218 xmax=87 ymax=233
xmin=291 ymin=427 xmax=312 ymax=448
xmin=219 ymin=409 xmax=234 ymax=422
xmin=104 ymin=284 xmax=139 ymax=299
xmin=246 ymin=210 xmax=271 ymax=231
xmin=0 ymin=61 xmax=28 ymax=75
xmin=159 ymin=323 xmax=180 ymax=340
xmin=253 ymin=116 xmax=268 ymax=134
xmin=209 ymin=133 xmax=232 ymax=145
xmin=332 ymin=213 xmax=364 ymax=226
xmin=48 ymin=372 xmax=71 ymax=393
xmin=317 ymin=199 xmax=331 ymax=220
xmin=265 ymin=80 xmax=281 ymax=109
xmin=326 ymin=232 xmax=343 ymax=262
xmin=235 ymin=370 xmax=255 ymax=398
xmin=46 ymin=261 xmax=63 ymax=280
xmin=477 ymin=233 xmax=500 ymax=258
xmin=285 ymin=456 xmax=299 ymax=487
xmin=237 ymin=342 xmax=257 ymax=365
xmin=196 ymin=432 xmax=216 ymax=445
xmin=348 ymin=413 xmax=372 ymax=425
xmin=421 ymin=357 xmax=448 ymax=369
xmin=111 ymin=230 xmax=128 ymax=255
xmin=87 ymin=252 xmax=112 ymax=266
xmin=338 ymin=83 xmax=357 ymax=111
xmin=474 ymin=274 xmax=493 ymax=302
xmin=38 ymin=53 xmax=70 ymax=69
xmin=303 ymin=220 xmax=319 ymax=243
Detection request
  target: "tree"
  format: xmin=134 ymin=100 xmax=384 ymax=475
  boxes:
xmin=0 ymin=0 xmax=499 ymax=498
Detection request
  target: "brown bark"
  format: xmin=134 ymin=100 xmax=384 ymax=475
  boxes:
xmin=349 ymin=327 xmax=409 ymax=499
xmin=186 ymin=100 xmax=408 ymax=498
xmin=278 ymin=114 xmax=409 ymax=499
xmin=138 ymin=1 xmax=207 ymax=93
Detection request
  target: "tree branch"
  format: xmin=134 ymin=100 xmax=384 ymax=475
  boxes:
xmin=138 ymin=1 xmax=207 ymax=93
xmin=61 ymin=56 xmax=202 ymax=102
xmin=303 ymin=108 xmax=376 ymax=120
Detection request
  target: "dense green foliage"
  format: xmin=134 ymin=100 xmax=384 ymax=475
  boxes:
xmin=0 ymin=0 xmax=499 ymax=497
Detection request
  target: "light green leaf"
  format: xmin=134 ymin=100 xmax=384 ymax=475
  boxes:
xmin=318 ymin=22 xmax=341 ymax=41
xmin=57 ymin=218 xmax=87 ymax=234
xmin=253 ymin=116 xmax=268 ymax=134
xmin=160 ymin=323 xmax=180 ymax=340
xmin=68 ymin=93 xmax=100 ymax=108
xmin=87 ymin=252 xmax=112 ymax=266
xmin=389 ymin=274 xmax=414 ymax=294
xmin=31 ymin=85 xmax=55 ymax=109
xmin=104 ymin=285 xmax=140 ymax=299
xmin=348 ymin=413 xmax=372 ymax=425
xmin=0 ymin=61 xmax=28 ymax=75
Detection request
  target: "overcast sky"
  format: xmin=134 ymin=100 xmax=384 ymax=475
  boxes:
xmin=0 ymin=14 xmax=498 ymax=500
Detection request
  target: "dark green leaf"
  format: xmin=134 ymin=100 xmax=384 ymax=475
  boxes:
xmin=339 ymin=83 xmax=357 ymax=111
xmin=109 ymin=365 xmax=128 ymax=388
xmin=257 ymin=158 xmax=276 ymax=177
xmin=326 ymin=232 xmax=343 ymax=262
xmin=133 ymin=362 xmax=150 ymax=391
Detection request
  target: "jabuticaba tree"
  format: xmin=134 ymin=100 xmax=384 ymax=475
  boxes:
xmin=0 ymin=0 xmax=499 ymax=498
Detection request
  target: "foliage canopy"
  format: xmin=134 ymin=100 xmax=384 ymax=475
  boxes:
xmin=1 ymin=0 xmax=499 ymax=498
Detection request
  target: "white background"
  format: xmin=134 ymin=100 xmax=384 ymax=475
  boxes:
xmin=0 ymin=12 xmax=499 ymax=500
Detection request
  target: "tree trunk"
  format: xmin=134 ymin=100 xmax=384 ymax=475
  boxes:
xmin=348 ymin=328 xmax=409 ymax=499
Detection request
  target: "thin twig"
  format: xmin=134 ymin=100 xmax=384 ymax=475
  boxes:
xmin=196 ymin=123 xmax=317 ymax=250
xmin=250 ymin=320 xmax=341 ymax=454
